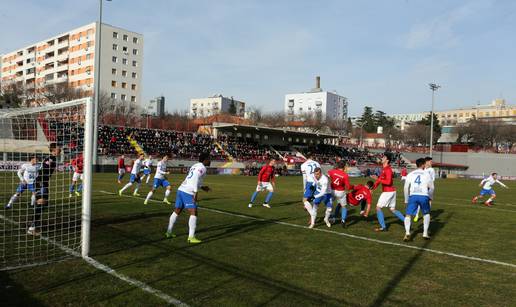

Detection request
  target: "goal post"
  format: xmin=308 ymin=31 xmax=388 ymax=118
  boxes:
xmin=0 ymin=97 xmax=94 ymax=270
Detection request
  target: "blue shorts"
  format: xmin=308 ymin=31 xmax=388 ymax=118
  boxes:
xmin=143 ymin=168 xmax=151 ymax=175
xmin=153 ymin=178 xmax=170 ymax=189
xmin=303 ymin=182 xmax=316 ymax=198
xmin=480 ymin=188 xmax=494 ymax=196
xmin=175 ymin=190 xmax=197 ymax=210
xmin=406 ymin=195 xmax=431 ymax=216
xmin=16 ymin=183 xmax=36 ymax=193
xmin=314 ymin=193 xmax=333 ymax=208
xmin=130 ymin=174 xmax=141 ymax=183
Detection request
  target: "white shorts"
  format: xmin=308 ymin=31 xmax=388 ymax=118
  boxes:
xmin=256 ymin=182 xmax=274 ymax=192
xmin=332 ymin=190 xmax=347 ymax=206
xmin=118 ymin=168 xmax=126 ymax=175
xmin=401 ymin=176 xmax=406 ymax=181
xmin=72 ymin=172 xmax=83 ymax=182
xmin=377 ymin=191 xmax=397 ymax=209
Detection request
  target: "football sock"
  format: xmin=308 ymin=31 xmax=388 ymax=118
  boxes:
xmin=311 ymin=205 xmax=318 ymax=225
xmin=145 ymin=191 xmax=153 ymax=201
xmin=324 ymin=208 xmax=332 ymax=221
xmin=134 ymin=183 xmax=140 ymax=194
xmin=167 ymin=212 xmax=178 ymax=233
xmin=265 ymin=192 xmax=273 ymax=204
xmin=117 ymin=174 xmax=123 ymax=181
xmin=404 ymin=216 xmax=411 ymax=235
xmin=120 ymin=182 xmax=132 ymax=192
xmin=78 ymin=184 xmax=83 ymax=192
xmin=165 ymin=189 xmax=171 ymax=198
xmin=334 ymin=204 xmax=341 ymax=218
xmin=393 ymin=210 xmax=405 ymax=222
xmin=414 ymin=206 xmax=420 ymax=217
xmin=30 ymin=194 xmax=36 ymax=207
xmin=69 ymin=184 xmax=75 ymax=193
xmin=8 ymin=194 xmax=18 ymax=205
xmin=188 ymin=215 xmax=197 ymax=238
xmin=341 ymin=206 xmax=347 ymax=222
xmin=423 ymin=214 xmax=430 ymax=236
xmin=360 ymin=201 xmax=366 ymax=212
xmin=486 ymin=197 xmax=494 ymax=204
xmin=376 ymin=209 xmax=386 ymax=229
xmin=304 ymin=201 xmax=313 ymax=212
xmin=250 ymin=191 xmax=259 ymax=203
xmin=146 ymin=176 xmax=150 ymax=184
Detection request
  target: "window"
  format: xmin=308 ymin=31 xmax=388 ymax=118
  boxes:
xmin=133 ymin=37 xmax=138 ymax=44
xmin=113 ymin=32 xmax=118 ymax=39
xmin=86 ymin=68 xmax=91 ymax=75
xmin=111 ymin=93 xmax=116 ymax=99
xmin=112 ymin=68 xmax=117 ymax=75
xmin=111 ymin=80 xmax=117 ymax=87
xmin=131 ymin=84 xmax=136 ymax=90
xmin=121 ymin=82 xmax=127 ymax=89
xmin=112 ymin=56 xmax=117 ymax=63
xmin=112 ymin=44 xmax=118 ymax=50
xmin=122 ymin=70 xmax=127 ymax=77
xmin=132 ymin=60 xmax=137 ymax=67
xmin=86 ymin=53 xmax=91 ymax=60
xmin=123 ymin=34 xmax=128 ymax=41
xmin=122 ymin=46 xmax=128 ymax=53
xmin=132 ymin=72 xmax=137 ymax=78
xmin=132 ymin=49 xmax=138 ymax=55
xmin=121 ymin=94 xmax=126 ymax=101
xmin=131 ymin=96 xmax=136 ymax=102
xmin=122 ymin=58 xmax=128 ymax=65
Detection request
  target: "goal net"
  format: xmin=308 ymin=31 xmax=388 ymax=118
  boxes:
xmin=0 ymin=98 xmax=93 ymax=270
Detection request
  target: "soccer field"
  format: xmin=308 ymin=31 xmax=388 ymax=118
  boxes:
xmin=1 ymin=174 xmax=515 ymax=306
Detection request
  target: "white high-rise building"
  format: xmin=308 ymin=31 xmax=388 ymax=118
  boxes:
xmin=285 ymin=76 xmax=348 ymax=122
xmin=189 ymin=95 xmax=246 ymax=118
xmin=0 ymin=22 xmax=143 ymax=108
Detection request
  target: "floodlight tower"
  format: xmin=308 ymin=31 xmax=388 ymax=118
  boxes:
xmin=428 ymin=83 xmax=441 ymax=157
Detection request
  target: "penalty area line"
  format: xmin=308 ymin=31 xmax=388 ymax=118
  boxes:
xmin=99 ymin=190 xmax=516 ymax=269
xmin=0 ymin=214 xmax=189 ymax=307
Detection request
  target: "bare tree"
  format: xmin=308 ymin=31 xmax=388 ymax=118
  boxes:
xmin=42 ymin=82 xmax=88 ymax=105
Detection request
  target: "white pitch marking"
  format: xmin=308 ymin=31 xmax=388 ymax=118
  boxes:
xmin=0 ymin=214 xmax=189 ymax=306
xmin=99 ymin=191 xmax=516 ymax=269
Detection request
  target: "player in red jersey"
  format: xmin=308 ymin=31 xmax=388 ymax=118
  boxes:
xmin=248 ymin=159 xmax=276 ymax=208
xmin=117 ymin=155 xmax=126 ymax=184
xmin=347 ymin=181 xmax=374 ymax=216
xmin=328 ymin=160 xmax=350 ymax=224
xmin=371 ymin=153 xmax=405 ymax=232
xmin=401 ymin=167 xmax=408 ymax=181
xmin=69 ymin=154 xmax=84 ymax=197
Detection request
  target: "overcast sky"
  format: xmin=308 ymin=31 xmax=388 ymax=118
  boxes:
xmin=1 ymin=0 xmax=515 ymax=116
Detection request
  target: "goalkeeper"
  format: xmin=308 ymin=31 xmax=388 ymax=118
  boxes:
xmin=28 ymin=143 xmax=60 ymax=236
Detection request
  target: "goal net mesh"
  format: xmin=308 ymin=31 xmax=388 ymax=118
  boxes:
xmin=0 ymin=99 xmax=89 ymax=270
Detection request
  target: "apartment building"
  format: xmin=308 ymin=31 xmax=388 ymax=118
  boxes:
xmin=190 ymin=95 xmax=246 ymax=118
xmin=390 ymin=98 xmax=516 ymax=129
xmin=284 ymin=76 xmax=348 ymax=122
xmin=0 ymin=22 xmax=143 ymax=107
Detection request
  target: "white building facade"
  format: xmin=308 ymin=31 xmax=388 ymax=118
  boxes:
xmin=284 ymin=77 xmax=348 ymax=122
xmin=0 ymin=22 xmax=143 ymax=108
xmin=190 ymin=95 xmax=245 ymax=118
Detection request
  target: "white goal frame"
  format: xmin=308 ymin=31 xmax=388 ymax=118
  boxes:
xmin=0 ymin=97 xmax=94 ymax=269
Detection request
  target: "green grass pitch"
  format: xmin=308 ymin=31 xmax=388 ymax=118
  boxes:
xmin=1 ymin=174 xmax=515 ymax=306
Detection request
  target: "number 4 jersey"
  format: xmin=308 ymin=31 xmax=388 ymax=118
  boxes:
xmin=404 ymin=169 xmax=434 ymax=200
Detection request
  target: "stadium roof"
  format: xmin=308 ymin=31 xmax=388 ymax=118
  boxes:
xmin=212 ymin=122 xmax=344 ymax=138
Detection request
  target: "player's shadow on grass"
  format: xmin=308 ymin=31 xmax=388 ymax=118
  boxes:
xmin=0 ymin=271 xmax=45 ymax=306
xmin=369 ymin=209 xmax=451 ymax=307
xmin=95 ymin=227 xmax=358 ymax=307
